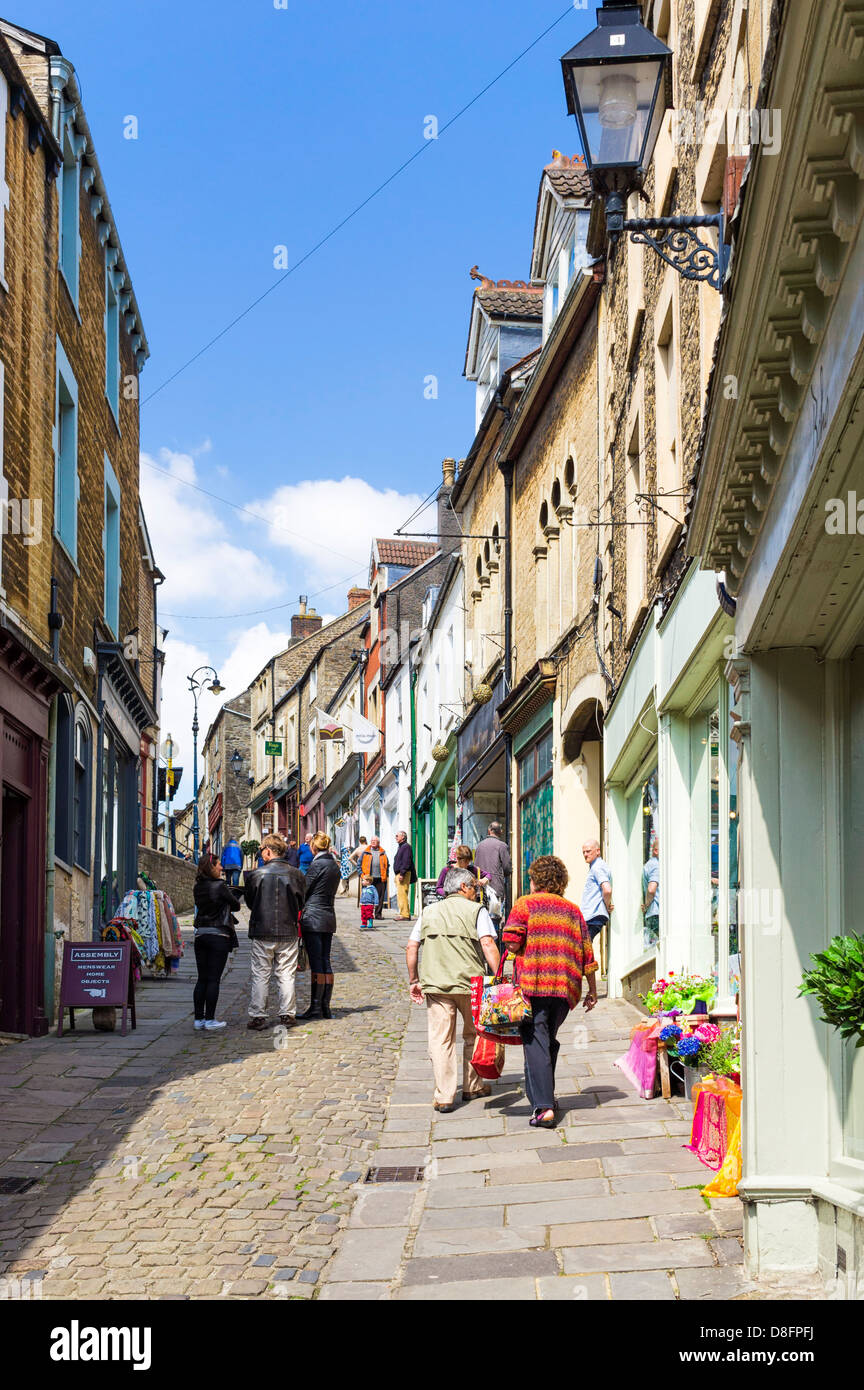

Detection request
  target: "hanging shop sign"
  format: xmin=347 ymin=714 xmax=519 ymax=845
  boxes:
xmin=264 ymin=740 xmax=282 ymax=757
xmin=57 ymin=942 xmax=136 ymax=1037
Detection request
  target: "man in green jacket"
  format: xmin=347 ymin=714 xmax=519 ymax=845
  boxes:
xmin=405 ymin=868 xmax=500 ymax=1112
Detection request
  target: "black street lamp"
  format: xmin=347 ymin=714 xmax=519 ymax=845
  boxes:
xmin=561 ymin=2 xmax=727 ymax=289
xmin=187 ymin=665 xmax=224 ymax=863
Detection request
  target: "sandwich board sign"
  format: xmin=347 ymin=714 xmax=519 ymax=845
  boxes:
xmin=57 ymin=941 xmax=136 ymax=1037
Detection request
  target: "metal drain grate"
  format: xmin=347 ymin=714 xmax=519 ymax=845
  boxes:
xmin=0 ymin=1176 xmax=39 ymax=1194
xmin=365 ymin=1166 xmax=424 ymax=1183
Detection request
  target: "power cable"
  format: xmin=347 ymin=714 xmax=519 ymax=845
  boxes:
xmin=141 ymin=5 xmax=575 ymax=406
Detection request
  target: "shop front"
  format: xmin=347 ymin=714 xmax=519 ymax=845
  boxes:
xmin=498 ymin=661 xmax=557 ymax=896
xmin=0 ymin=624 xmax=62 ymax=1035
xmin=323 ymin=752 xmax=362 ymax=850
xmin=457 ymin=673 xmax=507 ymax=850
xmin=604 ymin=566 xmax=734 ymax=1010
xmin=94 ymin=644 xmax=157 ymax=932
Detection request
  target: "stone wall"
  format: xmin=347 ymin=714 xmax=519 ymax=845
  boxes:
xmin=138 ymin=846 xmax=197 ymax=915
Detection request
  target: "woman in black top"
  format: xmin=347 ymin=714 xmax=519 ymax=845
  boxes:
xmin=193 ymin=853 xmax=242 ymax=1030
xmin=298 ymin=831 xmax=342 ymax=1019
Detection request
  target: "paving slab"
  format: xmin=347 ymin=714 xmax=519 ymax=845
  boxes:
xmin=400 ymin=1250 xmax=558 ymax=1286
xmin=675 ymin=1265 xmax=752 ymax=1299
xmin=536 ymin=1274 xmax=610 ymax=1300
xmin=610 ymin=1271 xmax=676 ymax=1299
xmin=548 ymin=1218 xmax=654 ymax=1247
xmin=561 ymin=1239 xmax=715 ymax=1274
xmin=413 ymin=1226 xmax=546 ymax=1257
xmin=425 ymin=1177 xmax=610 ymax=1209
xmin=420 ymin=1206 xmax=504 ymax=1230
xmin=487 ymin=1160 xmax=602 ymax=1186
xmin=396 ymin=1277 xmax=538 ymax=1300
xmin=348 ymin=1187 xmax=419 ymax=1228
xmin=317 ymin=1282 xmax=392 ymax=1300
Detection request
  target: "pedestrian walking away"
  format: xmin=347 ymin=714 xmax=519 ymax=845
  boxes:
xmin=192 ymin=853 xmax=241 ymax=1030
xmin=359 ymin=837 xmax=389 ymax=917
xmin=473 ymin=821 xmax=512 ymax=925
xmin=393 ymin=829 xmax=417 ymax=919
xmin=405 ymin=867 xmax=500 ymax=1112
xmin=298 ymin=832 xmax=341 ymax=1019
xmin=284 ymin=838 xmax=301 ymax=869
xmin=580 ymin=838 xmax=614 ymax=943
xmin=297 ymin=832 xmax=315 ymax=874
xmin=359 ymin=875 xmax=378 ymax=929
xmin=220 ymin=835 xmax=243 ymax=887
xmin=503 ymin=854 xmax=598 ymax=1128
xmin=243 ymin=832 xmax=306 ymax=1030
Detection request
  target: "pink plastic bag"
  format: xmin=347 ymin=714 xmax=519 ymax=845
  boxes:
xmin=614 ymin=1019 xmax=661 ymax=1099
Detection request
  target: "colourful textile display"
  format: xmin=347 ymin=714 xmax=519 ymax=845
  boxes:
xmin=614 ymin=1018 xmax=661 ymax=1098
xmin=117 ymin=889 xmax=183 ymax=969
xmin=686 ymin=1074 xmax=743 ymax=1195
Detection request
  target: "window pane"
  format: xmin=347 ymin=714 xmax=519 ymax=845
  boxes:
xmin=536 ymin=728 xmax=553 ymax=782
xmin=518 ymin=750 xmax=533 ymax=795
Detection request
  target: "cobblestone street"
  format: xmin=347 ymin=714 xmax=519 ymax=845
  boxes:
xmin=0 ymin=899 xmax=819 ymax=1302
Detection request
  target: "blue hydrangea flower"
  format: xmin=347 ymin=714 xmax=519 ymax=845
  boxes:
xmin=677 ymin=1035 xmax=702 ymax=1059
xmin=659 ymin=1025 xmax=682 ymax=1041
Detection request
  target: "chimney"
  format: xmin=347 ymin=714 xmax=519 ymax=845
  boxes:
xmin=347 ymin=587 xmax=371 ymax=611
xmin=437 ymin=457 xmax=460 ymax=544
xmin=291 ymin=595 xmax=323 ymax=640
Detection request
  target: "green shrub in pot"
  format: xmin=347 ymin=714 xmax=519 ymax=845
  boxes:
xmin=799 ymin=932 xmax=864 ymax=1047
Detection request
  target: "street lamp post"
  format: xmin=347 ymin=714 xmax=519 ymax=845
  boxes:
xmin=560 ymin=2 xmax=728 ymax=290
xmin=187 ymin=665 xmax=225 ymax=863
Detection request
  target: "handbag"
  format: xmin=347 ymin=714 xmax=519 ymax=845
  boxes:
xmin=471 ymin=1033 xmax=505 ymax=1079
xmin=470 ymin=953 xmax=531 ymax=1042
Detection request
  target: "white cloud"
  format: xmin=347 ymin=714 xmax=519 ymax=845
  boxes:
xmin=249 ymin=475 xmax=429 ymax=582
xmin=140 ymin=448 xmax=283 ymax=607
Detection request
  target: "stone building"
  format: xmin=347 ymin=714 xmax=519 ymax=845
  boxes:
xmin=247 ymin=596 xmax=368 ymax=845
xmin=587 ymin=1 xmax=767 ymax=1015
xmin=687 ymin=0 xmax=864 ymax=1293
xmin=198 ymin=688 xmax=251 ymax=859
xmin=0 ymin=21 xmax=157 ymax=1033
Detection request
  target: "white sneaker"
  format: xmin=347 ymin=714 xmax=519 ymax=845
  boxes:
xmin=194 ymin=1019 xmax=206 ymax=1030
xmin=203 ymin=1019 xmax=227 ymax=1031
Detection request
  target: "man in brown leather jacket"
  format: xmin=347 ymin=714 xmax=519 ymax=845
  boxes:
xmin=243 ymin=832 xmax=306 ymax=1030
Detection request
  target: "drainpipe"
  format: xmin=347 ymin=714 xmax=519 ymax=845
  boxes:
xmin=410 ymin=661 xmax=418 ymax=893
xmin=91 ymin=662 xmax=106 ymax=939
xmin=499 ymin=459 xmax=514 ymax=851
xmin=44 ymin=696 xmax=58 ymax=1021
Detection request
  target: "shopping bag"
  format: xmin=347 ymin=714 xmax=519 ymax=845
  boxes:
xmin=472 ymin=953 xmax=531 ymax=1039
xmin=470 ymin=973 xmax=523 ymax=1044
xmin=296 ymin=927 xmax=308 ymax=973
xmin=470 ymin=1033 xmax=505 ymax=1079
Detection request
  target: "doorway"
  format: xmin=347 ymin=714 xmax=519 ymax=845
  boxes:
xmin=0 ymin=786 xmax=29 ymax=1033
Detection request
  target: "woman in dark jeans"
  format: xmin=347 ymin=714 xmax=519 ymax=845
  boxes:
xmin=192 ymin=853 xmax=241 ymax=1031
xmin=298 ymin=832 xmax=341 ymax=1019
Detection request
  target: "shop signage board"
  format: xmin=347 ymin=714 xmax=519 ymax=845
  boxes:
xmin=264 ymin=740 xmax=282 ymax=757
xmin=57 ymin=942 xmax=136 ymax=1037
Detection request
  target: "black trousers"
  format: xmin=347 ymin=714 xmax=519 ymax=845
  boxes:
xmin=304 ymin=931 xmax=333 ymax=975
xmin=585 ymin=915 xmax=607 ymax=942
xmin=372 ymin=878 xmax=386 ymax=916
xmin=193 ymin=934 xmax=231 ymax=1020
xmin=521 ymin=996 xmax=570 ymax=1112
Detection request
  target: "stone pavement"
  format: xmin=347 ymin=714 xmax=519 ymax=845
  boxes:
xmin=0 ymin=897 xmax=411 ymax=1299
xmin=0 ymin=896 xmax=824 ymax=1301
xmin=319 ymin=925 xmax=823 ymax=1302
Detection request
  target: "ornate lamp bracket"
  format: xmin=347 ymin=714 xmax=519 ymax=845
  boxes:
xmin=622 ymin=212 xmax=728 ymax=290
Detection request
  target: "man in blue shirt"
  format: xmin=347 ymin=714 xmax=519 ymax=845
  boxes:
xmin=580 ymin=840 xmax=613 ymax=942
xmin=297 ymin=833 xmax=315 ymax=874
xmin=220 ymin=836 xmax=243 ymax=887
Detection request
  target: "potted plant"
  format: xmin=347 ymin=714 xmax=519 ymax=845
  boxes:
xmin=799 ymin=932 xmax=864 ymax=1048
xmin=659 ymin=1021 xmax=736 ymax=1102
xmin=641 ymin=970 xmax=716 ymax=1016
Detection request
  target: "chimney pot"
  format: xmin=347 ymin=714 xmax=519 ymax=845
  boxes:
xmin=347 ymin=587 xmax=371 ymax=611
xmin=442 ymin=458 xmax=456 ymax=488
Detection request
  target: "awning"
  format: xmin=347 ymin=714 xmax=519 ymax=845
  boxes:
xmin=208 ymin=793 xmax=223 ymax=834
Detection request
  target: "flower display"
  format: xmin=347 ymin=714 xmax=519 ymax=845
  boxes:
xmin=659 ymin=1024 xmax=682 ymax=1042
xmin=640 ymin=970 xmax=716 ymax=1016
xmin=694 ymin=1023 xmax=721 ymax=1044
xmin=677 ymin=1035 xmax=702 ymax=1059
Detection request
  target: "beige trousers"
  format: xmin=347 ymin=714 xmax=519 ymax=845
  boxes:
xmin=396 ymin=874 xmax=412 ymax=917
xmin=425 ymin=993 xmax=487 ymax=1105
xmin=249 ymin=938 xmax=299 ymax=1018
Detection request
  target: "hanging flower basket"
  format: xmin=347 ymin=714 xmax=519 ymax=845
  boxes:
xmin=431 ymin=743 xmax=450 ymax=762
xmin=473 ymin=682 xmax=494 ymax=705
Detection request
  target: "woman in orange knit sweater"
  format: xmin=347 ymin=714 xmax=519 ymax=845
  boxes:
xmin=502 ymin=855 xmax=599 ymax=1128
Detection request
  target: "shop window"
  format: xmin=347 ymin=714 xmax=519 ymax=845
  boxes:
xmin=518 ymin=725 xmax=554 ymax=891
xmin=640 ymin=769 xmax=660 ymax=951
xmin=54 ymin=695 xmax=74 ymax=863
xmin=73 ymin=713 xmax=92 ymax=870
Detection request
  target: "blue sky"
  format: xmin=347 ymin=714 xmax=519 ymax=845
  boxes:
xmin=18 ymin=0 xmax=592 ymax=765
